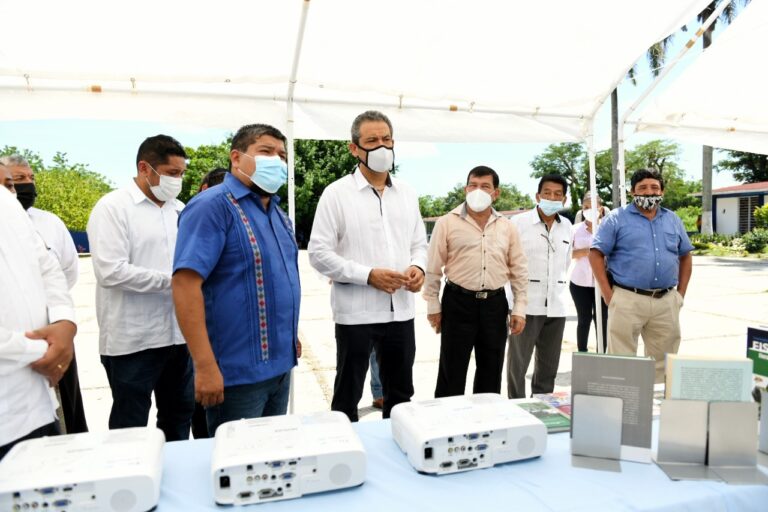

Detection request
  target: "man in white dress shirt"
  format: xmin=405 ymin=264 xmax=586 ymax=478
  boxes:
xmin=0 ymin=184 xmax=77 ymax=459
xmin=308 ymin=110 xmax=428 ymax=421
xmin=1 ymin=154 xmax=86 ymax=433
xmin=87 ymin=135 xmax=194 ymax=440
xmin=506 ymin=174 xmax=573 ymax=398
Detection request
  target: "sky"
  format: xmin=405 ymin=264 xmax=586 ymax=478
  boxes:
xmin=0 ymin=13 xmax=741 ymax=203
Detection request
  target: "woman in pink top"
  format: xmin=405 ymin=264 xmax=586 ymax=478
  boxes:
xmin=569 ymin=193 xmax=608 ymax=352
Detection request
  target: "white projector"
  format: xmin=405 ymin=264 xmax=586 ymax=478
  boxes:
xmin=211 ymin=411 xmax=366 ymax=506
xmin=391 ymin=393 xmax=547 ymax=474
xmin=0 ymin=427 xmax=164 ymax=512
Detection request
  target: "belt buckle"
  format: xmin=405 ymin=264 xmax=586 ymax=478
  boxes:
xmin=651 ymin=289 xmax=664 ymax=298
xmin=476 ymin=291 xmax=488 ymax=299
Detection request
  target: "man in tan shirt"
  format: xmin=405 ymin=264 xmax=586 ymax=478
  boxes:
xmin=424 ymin=166 xmax=528 ymax=397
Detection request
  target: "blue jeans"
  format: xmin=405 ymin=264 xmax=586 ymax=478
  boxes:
xmin=369 ymin=349 xmax=383 ymax=399
xmin=206 ymin=371 xmax=291 ymax=436
xmin=101 ymin=345 xmax=194 ymax=442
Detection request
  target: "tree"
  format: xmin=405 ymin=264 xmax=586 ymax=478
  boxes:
xmin=0 ymin=146 xmax=113 ymax=231
xmin=529 ymin=143 xmax=612 ymax=209
xmin=697 ymin=0 xmax=748 ymax=235
xmin=716 ymin=150 xmax=768 ymax=183
xmin=285 ymin=139 xmax=359 ymax=247
xmin=418 ymin=182 xmax=533 ymax=218
xmin=181 ymin=139 xmax=232 ymax=204
xmin=529 ymin=140 xmax=700 ymax=212
xmin=624 ymin=140 xmax=701 ymax=210
xmin=529 ymin=143 xmax=584 ymax=211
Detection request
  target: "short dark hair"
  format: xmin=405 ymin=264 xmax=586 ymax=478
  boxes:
xmin=630 ymin=168 xmax=665 ymax=191
xmin=200 ymin=168 xmax=228 ymax=190
xmin=537 ymin=174 xmax=568 ymax=195
xmin=351 ymin=110 xmax=393 ymax=145
xmin=466 ymin=165 xmax=499 ymax=188
xmin=136 ymin=134 xmax=186 ymax=168
xmin=231 ymin=124 xmax=288 ymax=154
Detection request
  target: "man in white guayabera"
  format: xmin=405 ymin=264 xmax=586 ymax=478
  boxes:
xmin=308 ymin=110 xmax=428 ymax=422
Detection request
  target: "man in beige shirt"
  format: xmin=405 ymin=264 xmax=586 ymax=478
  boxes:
xmin=424 ymin=166 xmax=528 ymax=397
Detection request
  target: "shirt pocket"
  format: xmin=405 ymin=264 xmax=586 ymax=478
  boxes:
xmin=664 ymin=231 xmax=679 ymax=253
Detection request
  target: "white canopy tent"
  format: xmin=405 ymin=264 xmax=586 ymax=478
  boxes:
xmin=630 ymin=0 xmax=768 ymax=156
xmin=1 ymin=0 xmax=709 ymax=142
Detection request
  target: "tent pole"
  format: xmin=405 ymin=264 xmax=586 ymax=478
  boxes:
xmin=586 ymin=129 xmax=604 ymax=354
xmin=620 ymin=0 xmax=732 ymax=147
xmin=286 ymin=0 xmax=311 ymax=416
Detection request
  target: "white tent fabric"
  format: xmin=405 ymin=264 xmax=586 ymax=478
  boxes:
xmin=0 ymin=0 xmax=709 ymax=143
xmin=632 ymin=0 xmax=768 ymax=155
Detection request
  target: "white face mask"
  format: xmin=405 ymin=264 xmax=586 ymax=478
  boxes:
xmin=466 ymin=189 xmax=493 ymax=212
xmin=360 ymin=145 xmax=394 ymax=173
xmin=582 ymin=209 xmax=596 ymax=223
xmin=147 ymin=164 xmax=183 ymax=201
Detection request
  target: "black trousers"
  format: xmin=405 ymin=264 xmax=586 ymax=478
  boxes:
xmin=332 ymin=320 xmax=415 ymax=421
xmin=569 ymin=282 xmax=608 ymax=352
xmin=435 ymin=286 xmax=508 ymax=398
xmin=58 ymin=350 xmax=88 ymax=433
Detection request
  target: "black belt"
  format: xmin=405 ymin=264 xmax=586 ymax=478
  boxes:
xmin=445 ymin=280 xmax=504 ymax=299
xmin=614 ymin=282 xmax=673 ymax=299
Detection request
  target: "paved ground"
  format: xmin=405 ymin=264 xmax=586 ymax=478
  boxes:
xmin=71 ymin=253 xmax=768 ymax=432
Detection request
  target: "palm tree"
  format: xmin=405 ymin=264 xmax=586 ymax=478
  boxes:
xmin=611 ymin=40 xmax=672 ymax=208
xmin=698 ymin=0 xmax=747 ymax=235
xmin=611 ymin=0 xmax=749 ymax=223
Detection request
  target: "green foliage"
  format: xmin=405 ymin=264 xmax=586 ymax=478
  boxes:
xmin=529 ymin=143 xmax=588 ymax=210
xmin=0 ymin=146 xmax=113 ymax=231
xmin=283 ymin=139 xmax=359 ymax=246
xmin=754 ymin=204 xmax=768 ymax=229
xmin=689 ymin=232 xmax=738 ymax=246
xmin=742 ymin=228 xmax=768 ymax=254
xmin=418 ymin=182 xmax=534 ymax=218
xmin=675 ymin=205 xmax=701 ymax=232
xmin=181 ymin=138 xmax=232 ymax=204
xmin=529 ymin=140 xmax=701 ymax=212
xmin=716 ymin=150 xmax=768 ymax=184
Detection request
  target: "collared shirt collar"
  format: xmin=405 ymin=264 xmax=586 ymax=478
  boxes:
xmin=128 ymin=177 xmax=151 ymax=205
xmin=353 ymin=166 xmax=393 ymax=191
xmin=533 ymin=206 xmax=561 ymax=224
xmin=223 ymin=172 xmax=282 ymax=211
xmin=453 ymin=203 xmax=502 ymax=220
xmin=128 ymin=176 xmax=182 ymax=210
xmin=224 ymin=171 xmax=255 ymax=200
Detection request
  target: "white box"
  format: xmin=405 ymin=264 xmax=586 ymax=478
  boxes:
xmin=391 ymin=393 xmax=547 ymax=474
xmin=211 ymin=411 xmax=366 ymax=505
xmin=0 ymin=427 xmax=164 ymax=512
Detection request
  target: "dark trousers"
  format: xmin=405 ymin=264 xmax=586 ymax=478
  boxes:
xmin=101 ymin=344 xmax=194 ymax=441
xmin=569 ymin=282 xmax=608 ymax=352
xmin=332 ymin=320 xmax=416 ymax=421
xmin=191 ymin=403 xmax=210 ymax=439
xmin=435 ymin=286 xmax=508 ymax=398
xmin=58 ymin=349 xmax=88 ymax=433
xmin=205 ymin=372 xmax=291 ymax=436
xmin=0 ymin=422 xmax=59 ymax=460
xmin=506 ymin=315 xmax=566 ymax=398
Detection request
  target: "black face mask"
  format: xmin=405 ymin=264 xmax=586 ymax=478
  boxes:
xmin=14 ymin=182 xmax=37 ymax=210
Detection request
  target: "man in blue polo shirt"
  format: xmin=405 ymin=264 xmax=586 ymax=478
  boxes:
xmin=172 ymin=124 xmax=300 ymax=434
xmin=589 ymin=168 xmax=693 ymax=382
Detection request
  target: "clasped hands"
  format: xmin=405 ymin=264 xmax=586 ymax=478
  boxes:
xmin=368 ymin=266 xmax=424 ymax=294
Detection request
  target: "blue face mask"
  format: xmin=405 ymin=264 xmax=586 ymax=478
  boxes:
xmin=538 ymin=198 xmax=563 ymax=217
xmin=238 ymin=154 xmax=288 ymax=194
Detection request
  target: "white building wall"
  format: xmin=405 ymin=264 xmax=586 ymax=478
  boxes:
xmin=716 ymin=197 xmax=740 ymax=235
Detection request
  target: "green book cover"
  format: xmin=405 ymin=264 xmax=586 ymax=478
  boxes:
xmin=516 ymin=399 xmax=571 ymax=433
xmin=747 ymin=327 xmax=768 ymax=392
